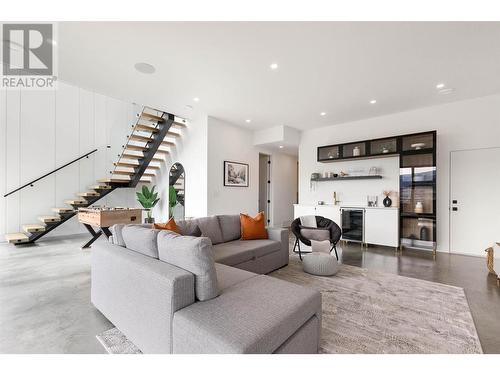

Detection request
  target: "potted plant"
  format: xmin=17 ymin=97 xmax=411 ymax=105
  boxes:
xmin=136 ymin=185 xmax=160 ymax=224
xmin=168 ymin=186 xmax=178 ymax=218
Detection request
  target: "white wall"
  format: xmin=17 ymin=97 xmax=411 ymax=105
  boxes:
xmin=207 ymin=117 xmax=260 ymax=216
xmin=299 ymin=94 xmax=500 ymax=252
xmin=205 ymin=117 xmax=298 ymax=227
xmin=152 ymin=114 xmax=209 ymax=221
xmin=0 ymin=81 xmax=141 ymax=240
xmin=305 ymin=156 xmax=400 ymax=206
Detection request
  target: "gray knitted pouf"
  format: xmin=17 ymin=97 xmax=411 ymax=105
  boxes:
xmin=302 ymin=253 xmax=339 ymax=276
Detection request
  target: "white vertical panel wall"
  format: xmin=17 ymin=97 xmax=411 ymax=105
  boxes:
xmin=0 ymin=81 xmax=140 ymax=240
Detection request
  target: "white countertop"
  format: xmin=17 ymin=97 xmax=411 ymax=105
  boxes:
xmin=294 ymin=203 xmax=399 ymax=210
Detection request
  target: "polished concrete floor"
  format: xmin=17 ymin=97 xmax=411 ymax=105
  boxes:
xmin=0 ymin=234 xmax=499 ymax=353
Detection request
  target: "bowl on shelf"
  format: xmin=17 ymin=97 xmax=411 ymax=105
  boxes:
xmin=411 ymin=142 xmax=426 ymax=150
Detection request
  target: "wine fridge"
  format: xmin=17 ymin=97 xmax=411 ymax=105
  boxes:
xmin=341 ymin=208 xmax=365 ymax=243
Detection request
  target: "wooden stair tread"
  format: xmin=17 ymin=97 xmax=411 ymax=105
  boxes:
xmin=78 ymin=192 xmax=100 ymax=197
xmin=114 ymin=162 xmax=139 ymax=168
xmin=113 ymin=171 xmax=156 ymax=177
xmin=166 ymin=131 xmax=180 ymax=137
xmin=89 ymin=185 xmax=112 ymax=190
xmin=162 ymin=140 xmax=175 ymax=146
xmin=38 ymin=216 xmax=61 ymax=223
xmin=64 ymin=199 xmax=87 ymax=205
xmin=141 ymin=113 xmax=164 ymax=122
xmin=124 ymin=144 xmax=147 ymax=152
xmin=52 ymin=207 xmax=74 ymax=214
xmin=129 ymin=134 xmax=154 ymax=143
xmin=98 ymin=178 xmax=130 ymax=183
xmin=23 ymin=224 xmax=46 ymax=233
xmin=136 ymin=124 xmax=159 ymax=133
xmin=122 ymin=153 xmax=163 ymax=162
xmin=5 ymin=232 xmax=30 ymax=243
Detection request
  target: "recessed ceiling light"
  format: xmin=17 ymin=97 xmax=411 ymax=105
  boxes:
xmin=245 ymin=119 xmax=251 ymax=123
xmin=279 ymin=145 xmax=284 ymax=149
xmin=436 ymin=83 xmax=445 ymax=89
xmin=134 ymin=62 xmax=155 ymax=74
xmin=320 ymin=112 xmax=326 ymax=116
xmin=370 ymin=99 xmax=377 ymax=104
xmin=193 ymin=97 xmax=200 ymax=102
xmin=270 ymin=63 xmax=278 ymax=70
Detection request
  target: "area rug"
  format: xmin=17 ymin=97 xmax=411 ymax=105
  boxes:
xmin=271 ymin=258 xmax=482 ymax=354
xmin=97 ymin=259 xmax=482 ymax=354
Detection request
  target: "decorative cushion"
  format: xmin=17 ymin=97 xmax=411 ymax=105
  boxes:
xmin=240 ymin=212 xmax=268 ymax=240
xmin=110 ymin=224 xmax=126 ymax=246
xmin=300 ymin=215 xmax=317 ymax=228
xmin=154 ymin=218 xmax=180 ymax=233
xmin=121 ymin=225 xmax=161 ymax=259
xmin=192 ymin=216 xmax=224 ymax=244
xmin=300 ymin=228 xmax=330 ymax=241
xmin=157 ymin=231 xmax=219 ymax=301
xmin=176 ymin=220 xmax=202 ymax=237
xmin=302 ymin=253 xmax=339 ymax=276
xmin=218 ymin=215 xmax=241 ymax=242
xmin=311 ymin=239 xmax=331 ymax=254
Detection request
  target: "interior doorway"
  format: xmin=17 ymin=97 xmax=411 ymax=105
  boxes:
xmin=259 ymin=153 xmax=271 ymax=225
xmin=449 ymin=147 xmax=500 ymax=256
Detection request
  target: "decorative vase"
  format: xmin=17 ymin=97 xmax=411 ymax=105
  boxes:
xmin=419 ymin=226 xmax=429 ymax=241
xmin=353 ymin=146 xmax=360 ymax=157
xmin=383 ymin=195 xmax=392 ymax=207
xmin=414 ymin=201 xmax=424 ymax=214
xmin=144 ymin=217 xmax=155 ymax=224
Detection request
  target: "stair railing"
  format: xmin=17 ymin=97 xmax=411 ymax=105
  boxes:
xmin=3 ymin=148 xmax=99 ymax=198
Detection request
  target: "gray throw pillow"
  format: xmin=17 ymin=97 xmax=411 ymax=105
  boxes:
xmin=157 ymin=231 xmax=219 ymax=301
xmin=121 ymin=225 xmax=161 ymax=258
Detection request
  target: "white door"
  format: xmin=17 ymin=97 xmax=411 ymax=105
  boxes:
xmin=450 ymin=148 xmax=500 ymax=256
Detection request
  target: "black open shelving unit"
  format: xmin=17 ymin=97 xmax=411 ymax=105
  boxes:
xmin=317 ymin=130 xmax=437 ymax=254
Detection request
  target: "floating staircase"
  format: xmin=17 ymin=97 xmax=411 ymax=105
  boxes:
xmin=4 ymin=106 xmax=187 ymax=245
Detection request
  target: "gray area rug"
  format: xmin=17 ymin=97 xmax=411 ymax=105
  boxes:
xmin=97 ymin=259 xmax=482 ymax=354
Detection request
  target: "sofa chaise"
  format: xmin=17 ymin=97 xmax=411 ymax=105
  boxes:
xmin=91 ymin=214 xmax=322 ymax=354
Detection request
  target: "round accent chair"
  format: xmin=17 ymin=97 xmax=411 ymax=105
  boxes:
xmin=291 ymin=216 xmax=342 ymax=260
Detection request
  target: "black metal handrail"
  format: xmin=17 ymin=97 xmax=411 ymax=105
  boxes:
xmin=3 ymin=149 xmax=98 ymax=198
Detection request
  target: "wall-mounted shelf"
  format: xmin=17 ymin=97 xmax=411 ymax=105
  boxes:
xmin=311 ymin=175 xmax=383 ymax=182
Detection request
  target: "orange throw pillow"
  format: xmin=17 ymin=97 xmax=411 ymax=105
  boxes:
xmin=154 ymin=218 xmax=180 ymax=234
xmin=240 ymin=212 xmax=268 ymax=240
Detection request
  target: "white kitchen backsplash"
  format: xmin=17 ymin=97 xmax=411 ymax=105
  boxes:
xmin=309 ymin=156 xmax=400 ymax=206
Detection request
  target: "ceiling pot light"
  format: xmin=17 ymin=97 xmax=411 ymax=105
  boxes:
xmin=279 ymin=145 xmax=284 ymax=149
xmin=134 ymin=62 xmax=155 ymax=74
xmin=320 ymin=112 xmax=326 ymax=116
xmin=245 ymin=119 xmax=251 ymax=123
xmin=370 ymin=99 xmax=377 ymax=104
xmin=270 ymin=63 xmax=278 ymax=70
xmin=436 ymin=83 xmax=445 ymax=89
xmin=193 ymin=97 xmax=200 ymax=102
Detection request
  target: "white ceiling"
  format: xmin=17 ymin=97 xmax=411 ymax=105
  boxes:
xmin=57 ymin=22 xmax=500 ymax=130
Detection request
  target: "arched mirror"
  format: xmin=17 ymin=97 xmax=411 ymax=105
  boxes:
xmin=169 ymin=163 xmax=185 ymax=220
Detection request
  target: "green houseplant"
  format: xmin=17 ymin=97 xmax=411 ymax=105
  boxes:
xmin=136 ymin=185 xmax=160 ymax=224
xmin=168 ymin=186 xmax=178 ymax=218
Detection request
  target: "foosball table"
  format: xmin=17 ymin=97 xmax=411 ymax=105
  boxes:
xmin=77 ymin=207 xmax=143 ymax=248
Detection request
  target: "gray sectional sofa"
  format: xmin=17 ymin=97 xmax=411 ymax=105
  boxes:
xmin=91 ymin=214 xmax=322 ymax=354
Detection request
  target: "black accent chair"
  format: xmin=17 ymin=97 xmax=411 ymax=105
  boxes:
xmin=291 ymin=216 xmax=342 ymax=261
